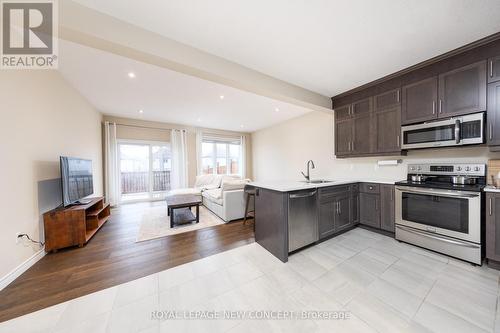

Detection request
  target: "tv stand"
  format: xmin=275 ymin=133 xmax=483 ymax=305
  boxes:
xmin=43 ymin=197 xmax=110 ymax=252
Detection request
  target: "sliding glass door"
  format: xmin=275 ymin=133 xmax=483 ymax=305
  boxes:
xmin=118 ymin=141 xmax=171 ymax=203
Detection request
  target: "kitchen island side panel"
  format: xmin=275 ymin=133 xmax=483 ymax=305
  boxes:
xmin=254 ymin=188 xmax=289 ymax=262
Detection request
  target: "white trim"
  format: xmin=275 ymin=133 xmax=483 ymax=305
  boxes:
xmin=0 ymin=248 xmax=46 ymax=291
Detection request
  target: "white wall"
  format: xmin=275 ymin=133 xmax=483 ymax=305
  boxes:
xmin=252 ymin=111 xmax=500 ymax=182
xmin=0 ymin=70 xmax=103 ymax=282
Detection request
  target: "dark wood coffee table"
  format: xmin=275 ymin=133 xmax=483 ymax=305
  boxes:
xmin=166 ymin=195 xmax=202 ymax=228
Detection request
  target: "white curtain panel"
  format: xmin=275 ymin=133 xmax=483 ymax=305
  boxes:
xmin=195 ymin=130 xmax=203 ymax=176
xmin=240 ymin=135 xmax=247 ymax=179
xmin=104 ymin=122 xmax=120 ymax=206
xmin=171 ymin=129 xmax=189 ymax=189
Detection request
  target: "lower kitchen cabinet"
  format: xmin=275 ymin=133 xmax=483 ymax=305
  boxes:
xmin=486 ymin=193 xmax=500 ymax=264
xmin=359 ymin=192 xmax=380 ymax=228
xmin=380 ymin=184 xmax=395 ymax=232
xmin=318 ymin=185 xmax=356 ymax=240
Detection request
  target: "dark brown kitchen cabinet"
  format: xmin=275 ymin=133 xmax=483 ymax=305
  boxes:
xmin=489 ymin=56 xmax=500 ymax=83
xmin=335 ymin=104 xmax=352 ymax=121
xmin=374 ymin=88 xmax=400 ymax=111
xmin=318 ymin=186 xmax=353 ymax=240
xmin=352 ymin=113 xmax=373 ymax=154
xmin=318 ymin=199 xmax=336 ymax=239
xmin=359 ymin=192 xmax=380 ymax=228
xmin=335 ymin=119 xmax=353 ymax=156
xmin=486 ymin=193 xmax=500 ymax=265
xmin=351 ymin=184 xmax=359 ymax=224
xmin=488 ymin=81 xmax=500 ymax=146
xmin=352 ymin=97 xmax=372 ymax=116
xmin=438 ymin=61 xmax=486 ymax=117
xmin=380 ymin=185 xmax=395 ymax=232
xmin=402 ymin=77 xmax=438 ymax=125
xmin=374 ymin=106 xmax=401 ymax=153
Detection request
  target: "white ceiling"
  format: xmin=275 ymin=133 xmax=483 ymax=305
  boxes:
xmin=72 ymin=0 xmax=500 ymax=97
xmin=58 ymin=40 xmax=312 ymax=132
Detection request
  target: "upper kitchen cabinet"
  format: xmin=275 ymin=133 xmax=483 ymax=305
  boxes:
xmin=402 ymin=77 xmax=438 ymax=125
xmin=352 ymin=112 xmax=373 ymax=154
xmin=374 ymin=89 xmax=401 ymax=153
xmin=335 ymin=118 xmax=353 ymax=156
xmin=335 ymin=104 xmax=351 ymax=121
xmin=438 ymin=61 xmax=487 ymax=117
xmin=489 ymin=56 xmax=500 ymax=83
xmin=374 ymin=88 xmax=400 ymax=111
xmin=352 ymin=97 xmax=372 ymax=116
xmin=488 ymin=81 xmax=500 ymax=146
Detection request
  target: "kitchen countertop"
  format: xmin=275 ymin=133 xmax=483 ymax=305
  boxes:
xmin=484 ymin=186 xmax=500 ymax=193
xmin=249 ymin=179 xmax=401 ymax=192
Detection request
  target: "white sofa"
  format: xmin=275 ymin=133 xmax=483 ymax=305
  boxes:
xmin=167 ymin=175 xmax=251 ymax=222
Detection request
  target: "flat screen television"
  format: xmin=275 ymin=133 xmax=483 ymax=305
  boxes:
xmin=60 ymin=156 xmax=94 ymax=207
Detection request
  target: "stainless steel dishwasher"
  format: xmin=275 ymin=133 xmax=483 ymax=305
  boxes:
xmin=288 ymin=189 xmax=318 ymax=252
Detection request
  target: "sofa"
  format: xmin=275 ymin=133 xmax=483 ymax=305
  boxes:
xmin=167 ymin=174 xmax=251 ymax=222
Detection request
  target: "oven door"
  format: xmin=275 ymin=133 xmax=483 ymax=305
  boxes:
xmin=401 ymin=112 xmax=484 ymax=149
xmin=395 ymin=186 xmax=481 ymax=243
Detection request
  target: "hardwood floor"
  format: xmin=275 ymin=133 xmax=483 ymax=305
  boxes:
xmin=0 ymin=202 xmax=255 ymax=323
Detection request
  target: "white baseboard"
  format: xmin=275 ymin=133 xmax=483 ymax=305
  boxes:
xmin=0 ymin=248 xmax=46 ymax=291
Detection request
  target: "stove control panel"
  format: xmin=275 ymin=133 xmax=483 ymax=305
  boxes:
xmin=407 ymin=163 xmax=486 ymax=176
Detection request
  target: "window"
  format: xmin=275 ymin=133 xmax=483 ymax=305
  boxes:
xmin=118 ymin=141 xmax=171 ymax=202
xmin=201 ymin=135 xmax=242 ymax=176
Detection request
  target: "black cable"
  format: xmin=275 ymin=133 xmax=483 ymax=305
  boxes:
xmin=18 ymin=234 xmax=45 ymax=246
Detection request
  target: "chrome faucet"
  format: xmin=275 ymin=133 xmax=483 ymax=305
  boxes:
xmin=301 ymin=160 xmax=315 ymax=182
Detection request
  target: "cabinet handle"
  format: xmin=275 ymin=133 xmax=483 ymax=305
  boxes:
xmin=439 ymin=99 xmax=442 ymax=114
xmin=432 ymin=101 xmax=436 ymax=114
xmin=397 ymin=135 xmax=400 ymax=148
xmin=490 ymin=123 xmax=493 ymax=141
xmin=491 ymin=60 xmax=494 ymax=78
xmin=490 ymin=197 xmax=493 ymax=216
xmin=396 ymin=90 xmax=400 ymax=102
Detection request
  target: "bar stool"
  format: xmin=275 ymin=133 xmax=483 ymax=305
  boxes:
xmin=243 ymin=184 xmax=256 ymax=225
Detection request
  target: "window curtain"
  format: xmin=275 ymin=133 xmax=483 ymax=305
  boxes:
xmin=240 ymin=135 xmax=247 ymax=179
xmin=104 ymin=122 xmax=120 ymax=206
xmin=171 ymin=129 xmax=189 ymax=189
xmin=196 ymin=130 xmax=203 ymax=176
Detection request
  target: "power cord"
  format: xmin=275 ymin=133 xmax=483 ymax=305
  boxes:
xmin=18 ymin=234 xmax=45 ymax=246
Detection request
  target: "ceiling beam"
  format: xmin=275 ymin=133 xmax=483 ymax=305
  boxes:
xmin=59 ymin=1 xmax=332 ymax=113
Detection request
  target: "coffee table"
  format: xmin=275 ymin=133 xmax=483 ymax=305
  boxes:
xmin=166 ymin=195 xmax=202 ymax=228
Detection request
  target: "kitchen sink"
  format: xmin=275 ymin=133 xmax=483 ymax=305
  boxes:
xmin=302 ymin=179 xmax=335 ymax=184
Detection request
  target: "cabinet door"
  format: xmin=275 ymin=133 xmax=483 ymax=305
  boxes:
xmin=352 ymin=114 xmax=372 ymax=154
xmin=319 ymin=200 xmax=336 ymax=239
xmin=335 ymin=104 xmax=351 ymax=121
xmin=380 ymin=185 xmax=395 ymax=232
xmin=351 ymin=187 xmax=359 ymax=224
xmin=352 ymin=97 xmax=372 ymax=116
xmin=438 ymin=61 xmax=487 ymax=118
xmin=402 ymin=77 xmax=438 ymax=125
xmin=359 ymin=193 xmax=380 ymax=228
xmin=486 ymin=193 xmax=500 ymax=262
xmin=488 ymin=56 xmax=500 ymax=83
xmin=335 ymin=193 xmax=351 ymax=232
xmin=488 ymin=82 xmax=500 ymax=146
xmin=374 ymin=106 xmax=401 ymax=153
xmin=374 ymin=88 xmax=401 ymax=111
xmin=335 ymin=119 xmax=353 ymax=156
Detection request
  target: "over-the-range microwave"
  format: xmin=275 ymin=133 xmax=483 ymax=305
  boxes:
xmin=401 ymin=112 xmax=484 ymax=150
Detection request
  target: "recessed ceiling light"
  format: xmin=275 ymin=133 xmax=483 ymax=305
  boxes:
xmin=240 ymin=124 xmax=244 ymax=128
xmin=275 ymin=107 xmax=280 ymax=112
xmin=219 ymin=95 xmax=225 ymax=100
xmin=128 ymin=72 xmax=136 ymax=78
xmin=197 ymin=118 xmax=202 ymax=122
xmin=138 ymin=109 xmax=143 ymax=114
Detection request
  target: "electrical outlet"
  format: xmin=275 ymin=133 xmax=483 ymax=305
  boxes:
xmin=16 ymin=232 xmax=22 ymax=244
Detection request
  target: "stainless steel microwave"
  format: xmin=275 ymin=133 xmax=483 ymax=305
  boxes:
xmin=401 ymin=112 xmax=484 ymax=149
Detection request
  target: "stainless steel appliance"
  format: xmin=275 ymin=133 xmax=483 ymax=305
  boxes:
xmin=395 ymin=163 xmax=486 ymax=264
xmin=288 ymin=190 xmax=318 ymax=252
xmin=401 ymin=112 xmax=484 ymax=150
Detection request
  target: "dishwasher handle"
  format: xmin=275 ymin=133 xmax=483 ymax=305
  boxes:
xmin=289 ymin=190 xmax=317 ymax=199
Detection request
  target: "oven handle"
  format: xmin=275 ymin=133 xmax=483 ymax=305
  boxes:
xmin=396 ymin=225 xmax=480 ymax=249
xmin=396 ymin=187 xmax=480 ymax=199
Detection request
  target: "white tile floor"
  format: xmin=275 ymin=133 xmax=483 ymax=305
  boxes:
xmin=1 ymin=228 xmax=499 ymax=333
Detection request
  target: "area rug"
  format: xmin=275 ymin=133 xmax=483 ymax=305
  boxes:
xmin=136 ymin=204 xmax=225 ymax=242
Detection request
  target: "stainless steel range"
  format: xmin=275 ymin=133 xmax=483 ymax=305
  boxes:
xmin=395 ymin=163 xmax=486 ymax=265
